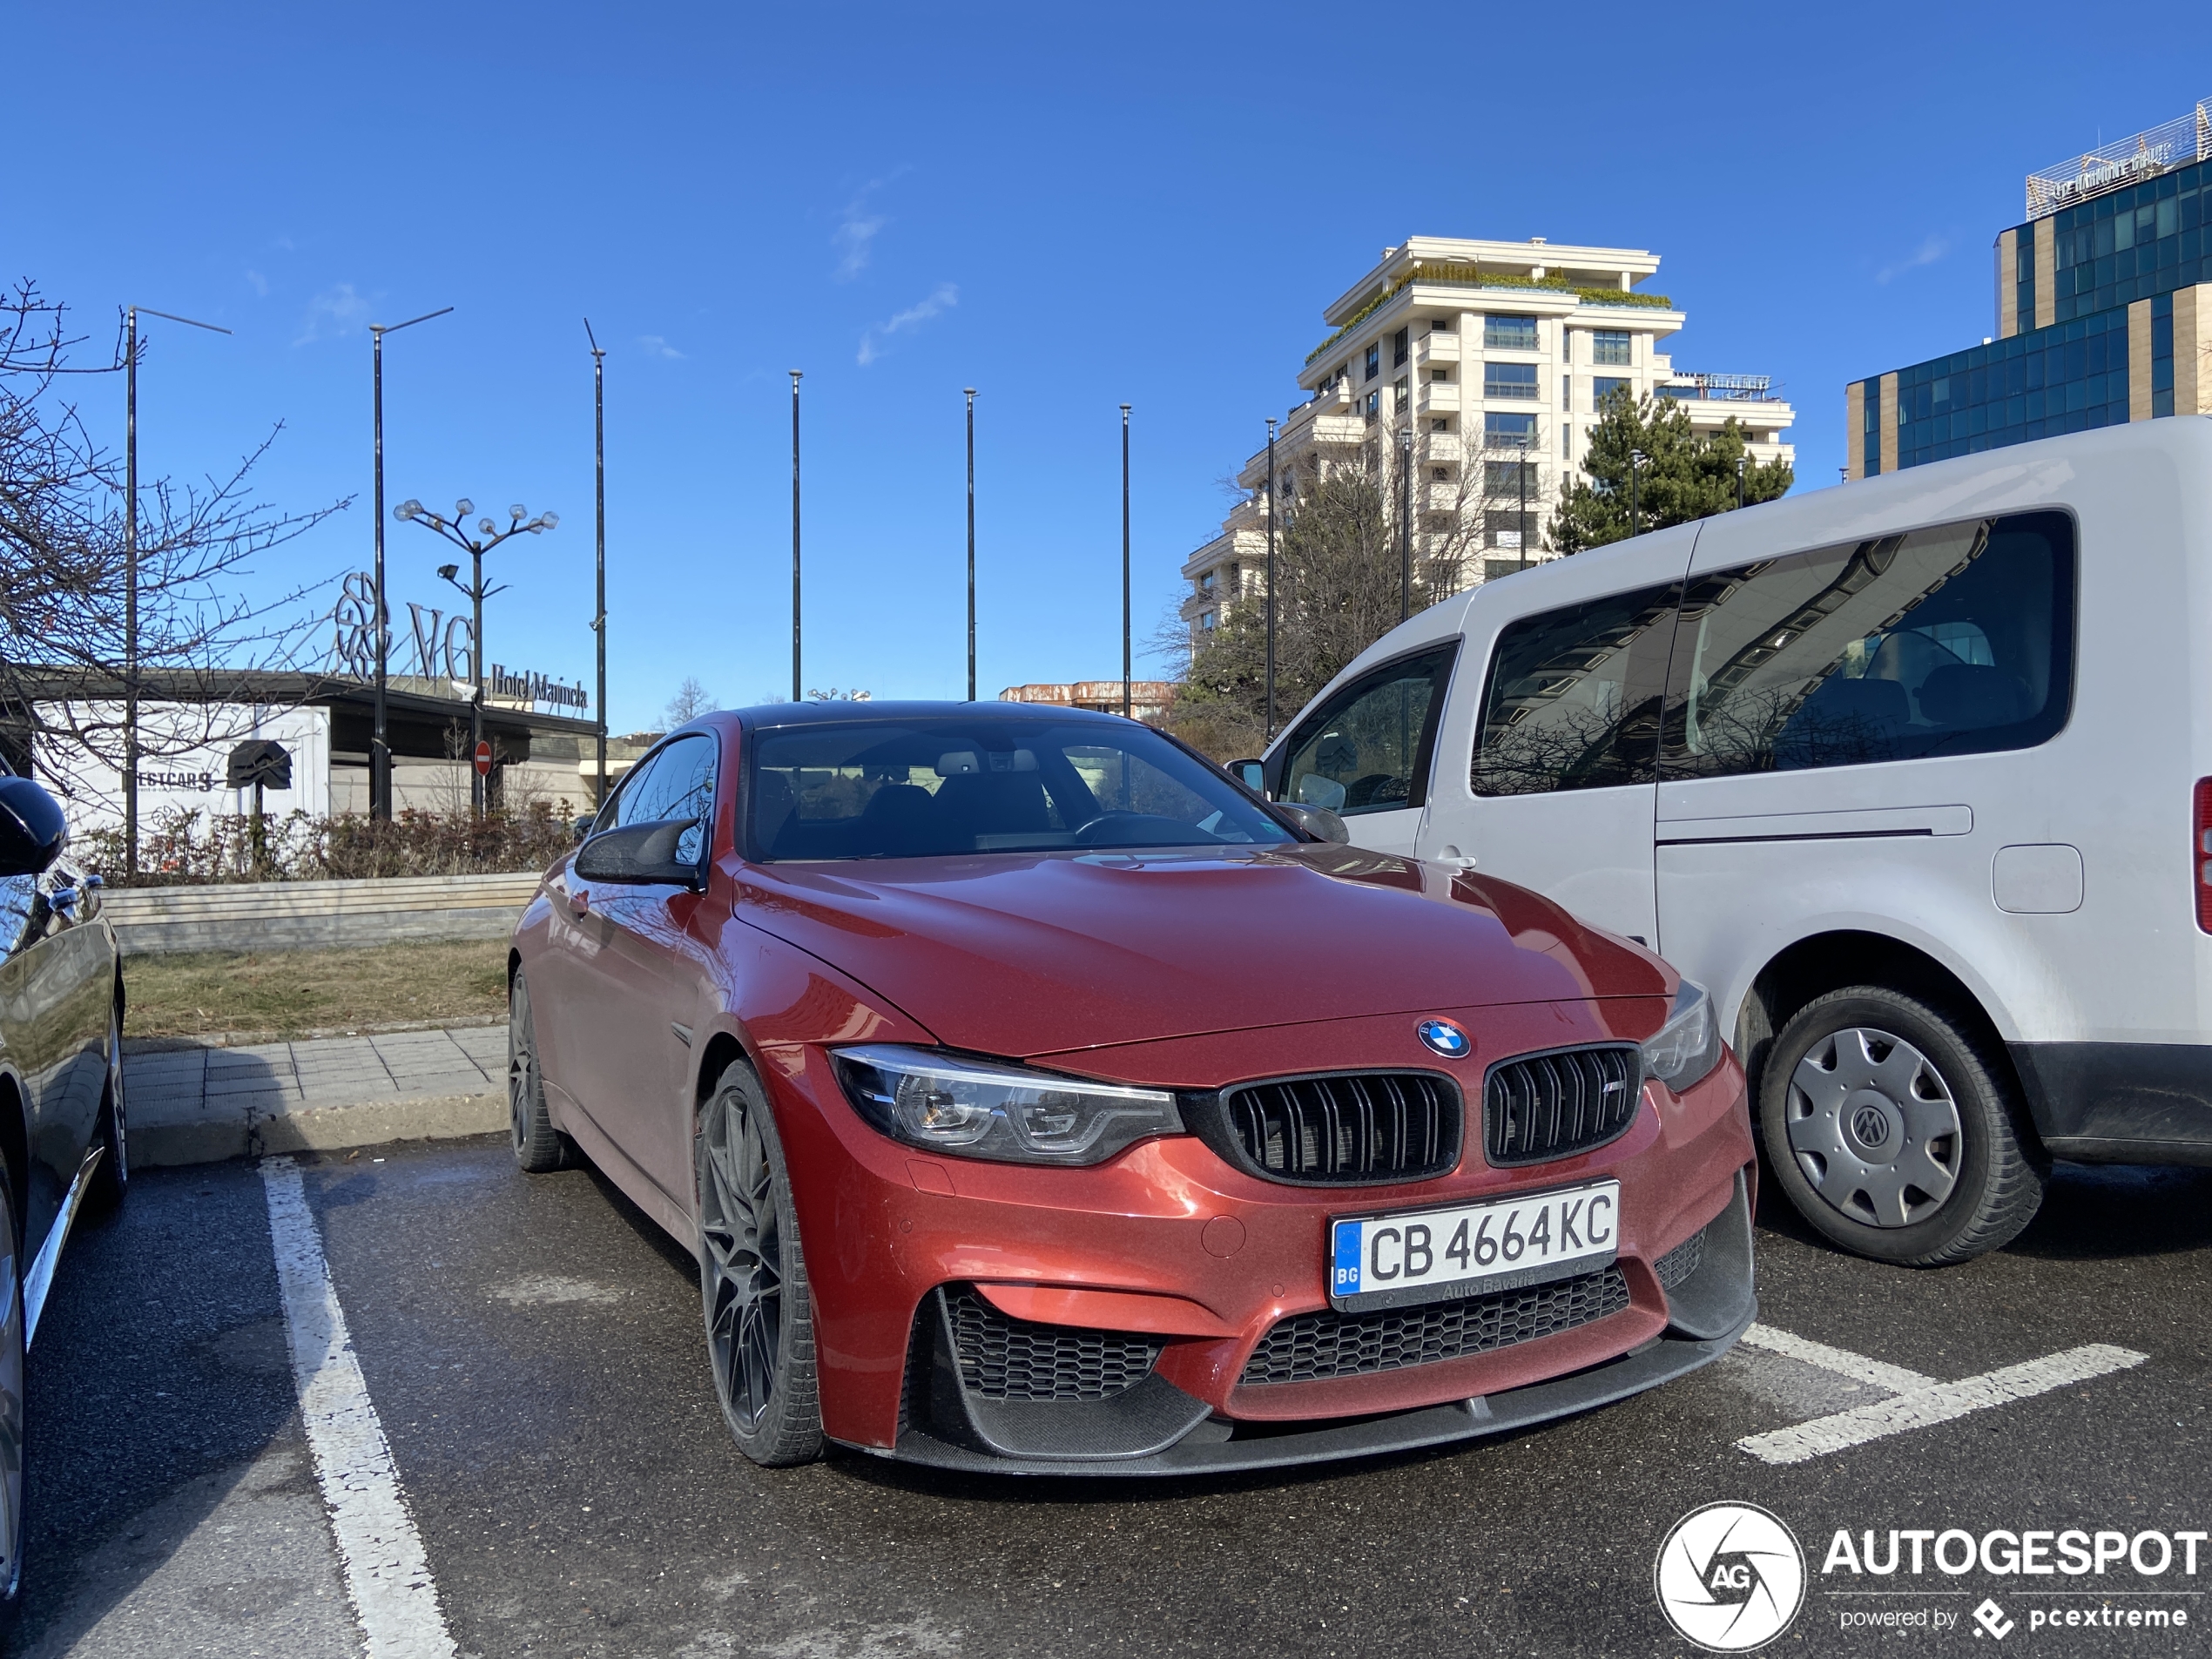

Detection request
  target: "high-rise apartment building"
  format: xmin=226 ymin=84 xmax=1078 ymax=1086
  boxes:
xmin=1846 ymin=99 xmax=2212 ymax=479
xmin=1181 ymin=235 xmax=1794 ymax=643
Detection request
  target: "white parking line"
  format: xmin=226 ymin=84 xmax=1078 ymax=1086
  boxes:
xmin=1737 ymin=1338 xmax=2148 ymax=1466
xmin=1738 ymin=1322 xmax=1939 ymax=1394
xmin=261 ymin=1157 xmax=458 ymax=1659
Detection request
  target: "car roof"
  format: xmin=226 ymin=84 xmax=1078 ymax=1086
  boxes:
xmin=732 ymin=699 xmax=1143 ymax=729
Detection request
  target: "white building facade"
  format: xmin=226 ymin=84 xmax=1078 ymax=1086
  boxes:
xmin=1182 ymin=236 xmax=1796 ymax=642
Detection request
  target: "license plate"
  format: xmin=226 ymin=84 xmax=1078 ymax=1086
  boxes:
xmin=1328 ymin=1179 xmax=1621 ymax=1312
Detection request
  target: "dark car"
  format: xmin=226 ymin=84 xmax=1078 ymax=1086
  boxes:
xmin=0 ymin=772 xmax=129 ymax=1613
xmin=508 ymin=705 xmax=1756 ymax=1475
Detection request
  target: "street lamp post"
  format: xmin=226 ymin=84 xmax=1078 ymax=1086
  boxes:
xmin=585 ymin=320 xmax=608 ymax=807
xmin=1518 ymin=437 xmax=1530 ymax=573
xmin=1398 ymin=427 xmax=1413 ymax=622
xmin=1737 ymin=452 xmax=1747 ymax=511
xmin=1629 ymin=447 xmax=1647 ymax=539
xmin=395 ymin=499 xmax=558 ymax=816
xmin=1264 ymin=417 xmax=1278 ymax=740
xmin=790 ymin=370 xmax=802 ymax=703
xmin=121 ymin=305 xmax=231 ymax=878
xmin=1120 ymin=405 xmax=1132 ymax=719
xmin=368 ymin=307 xmax=454 ymax=819
xmin=965 ymin=388 xmax=977 ymax=701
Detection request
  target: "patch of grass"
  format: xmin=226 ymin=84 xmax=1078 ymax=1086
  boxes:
xmin=124 ymin=939 xmax=510 ymax=1042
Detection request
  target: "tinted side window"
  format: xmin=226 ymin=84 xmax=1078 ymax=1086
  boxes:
xmin=1472 ymin=583 xmax=1680 ymax=796
xmin=1660 ymin=510 xmax=2074 ymax=779
xmin=613 ymin=733 xmax=717 ymax=861
xmin=1279 ymin=646 xmax=1456 ymax=815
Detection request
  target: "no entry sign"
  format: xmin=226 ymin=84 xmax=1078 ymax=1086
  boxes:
xmin=473 ymin=739 xmax=494 ymax=777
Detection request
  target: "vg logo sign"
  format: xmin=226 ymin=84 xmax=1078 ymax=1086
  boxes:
xmin=1656 ymin=1503 xmax=1806 ymax=1651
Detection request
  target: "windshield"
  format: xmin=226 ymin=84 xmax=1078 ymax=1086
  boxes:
xmin=747 ymin=717 xmax=1296 ymax=860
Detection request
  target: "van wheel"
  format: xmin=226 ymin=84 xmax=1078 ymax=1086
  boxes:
xmin=1759 ymin=986 xmax=2045 ymax=1266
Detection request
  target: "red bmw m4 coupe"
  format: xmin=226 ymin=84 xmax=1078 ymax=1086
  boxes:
xmin=509 ymin=703 xmax=1755 ymax=1475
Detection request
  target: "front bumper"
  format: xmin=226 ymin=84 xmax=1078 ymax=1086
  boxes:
xmin=868 ymin=1169 xmax=1756 ymax=1476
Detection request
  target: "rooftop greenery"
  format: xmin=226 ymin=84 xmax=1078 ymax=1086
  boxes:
xmin=1304 ymin=263 xmax=1674 ymax=365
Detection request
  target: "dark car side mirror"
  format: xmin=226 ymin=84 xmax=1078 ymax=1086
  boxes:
xmin=1227 ymin=759 xmax=1267 ymax=795
xmin=574 ymin=816 xmax=704 ymax=887
xmin=0 ymin=776 xmax=68 ymax=878
xmin=1277 ymin=802 xmax=1351 ymax=844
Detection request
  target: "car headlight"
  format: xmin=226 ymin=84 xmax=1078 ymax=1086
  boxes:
xmin=832 ymin=1045 xmax=1185 ymax=1166
xmin=1640 ymin=980 xmax=1724 ymax=1093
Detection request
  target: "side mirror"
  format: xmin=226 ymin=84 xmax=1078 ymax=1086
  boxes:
xmin=0 ymin=776 xmax=68 ymax=878
xmin=1227 ymin=759 xmax=1267 ymax=795
xmin=574 ymin=816 xmax=704 ymax=887
xmin=1278 ymin=801 xmax=1351 ymax=844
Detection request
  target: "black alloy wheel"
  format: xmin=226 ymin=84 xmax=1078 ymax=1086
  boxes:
xmin=0 ymin=1160 xmax=26 ymax=1624
xmin=90 ymin=993 xmax=128 ymax=1211
xmin=1760 ymin=985 xmax=2046 ymax=1266
xmin=508 ymin=969 xmax=571 ymax=1173
xmin=696 ymin=1058 xmax=821 ymax=1467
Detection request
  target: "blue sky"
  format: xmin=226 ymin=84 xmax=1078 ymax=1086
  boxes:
xmin=13 ymin=3 xmax=2210 ymax=732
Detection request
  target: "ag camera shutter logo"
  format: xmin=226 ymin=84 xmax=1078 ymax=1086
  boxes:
xmin=1655 ymin=1502 xmax=1806 ymax=1651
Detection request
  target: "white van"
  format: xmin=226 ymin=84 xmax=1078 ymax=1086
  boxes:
xmin=1244 ymin=416 xmax=2212 ymax=1265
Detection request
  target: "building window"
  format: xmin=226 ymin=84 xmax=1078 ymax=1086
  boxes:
xmin=1561 ymin=330 xmax=1575 ymax=365
xmin=1426 ymin=367 xmax=1453 ymax=382
xmin=1593 ymin=375 xmax=1630 ymax=406
xmin=1227 ymin=563 xmax=1241 ymax=592
xmin=1484 ymin=509 xmax=1539 ymax=550
xmin=1199 ymin=610 xmax=1217 ymax=631
xmin=1485 ymin=412 xmax=1538 ymax=449
xmin=1592 ymin=330 xmax=1631 ymax=367
xmin=2152 ymin=292 xmax=2176 ymax=418
xmin=1484 ymin=361 xmax=1540 ymax=400
xmin=1393 ymin=327 xmax=1410 ymax=368
xmin=1431 ymin=315 xmax=1455 ymax=332
xmin=1365 ymin=343 xmax=1380 ymax=381
xmin=1432 ymin=467 xmax=1453 ymax=481
xmin=1365 ymin=390 xmax=1379 ymax=422
xmin=1484 ymin=315 xmax=1539 ymax=352
xmin=1430 ymin=417 xmax=1451 ymax=433
xmin=1393 ymin=376 xmax=1410 ymax=413
xmin=1561 ymin=375 xmax=1571 ymax=409
xmin=1484 ymin=460 xmax=1535 ymax=494
xmin=1198 ymin=571 xmax=1216 ymax=592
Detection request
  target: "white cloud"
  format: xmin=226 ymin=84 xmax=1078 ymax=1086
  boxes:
xmin=637 ymin=334 xmax=685 ymax=360
xmin=832 ymin=173 xmax=904 ymax=280
xmin=245 ymin=269 xmax=269 ymax=298
xmin=1876 ymin=235 xmax=1951 ymax=285
xmin=857 ymin=283 xmax=958 ymax=366
xmin=294 ymin=282 xmax=372 ymax=345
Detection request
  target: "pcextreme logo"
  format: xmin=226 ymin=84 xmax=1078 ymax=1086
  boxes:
xmin=1655 ymin=1502 xmax=1808 ymax=1652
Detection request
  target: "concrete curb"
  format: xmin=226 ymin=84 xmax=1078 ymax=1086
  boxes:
xmin=136 ymin=1090 xmax=508 ymax=1167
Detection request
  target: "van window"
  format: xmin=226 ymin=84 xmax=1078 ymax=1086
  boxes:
xmin=1471 ymin=583 xmax=1681 ymax=796
xmin=1660 ymin=510 xmax=2074 ymax=779
xmin=1278 ymin=645 xmax=1457 ymax=815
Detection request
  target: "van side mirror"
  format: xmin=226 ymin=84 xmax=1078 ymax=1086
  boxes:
xmin=0 ymin=776 xmax=68 ymax=878
xmin=1228 ymin=759 xmax=1267 ymax=795
xmin=574 ymin=817 xmax=704 ymax=887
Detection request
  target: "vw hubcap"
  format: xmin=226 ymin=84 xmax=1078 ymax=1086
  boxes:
xmin=1785 ymin=1026 xmax=1961 ymax=1228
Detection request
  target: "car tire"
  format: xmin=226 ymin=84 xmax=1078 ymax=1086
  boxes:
xmin=0 ymin=1154 xmax=27 ymax=1627
xmin=695 ymin=1059 xmax=822 ymax=1467
xmin=89 ymin=991 xmax=128 ymax=1214
xmin=508 ymin=969 xmax=572 ymax=1174
xmin=1759 ymin=985 xmax=2045 ymax=1266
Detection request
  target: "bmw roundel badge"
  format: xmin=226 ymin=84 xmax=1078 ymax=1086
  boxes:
xmin=1416 ymin=1018 xmax=1471 ymax=1059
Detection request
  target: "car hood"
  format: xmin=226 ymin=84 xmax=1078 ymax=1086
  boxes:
xmin=731 ymin=844 xmax=1668 ymax=1060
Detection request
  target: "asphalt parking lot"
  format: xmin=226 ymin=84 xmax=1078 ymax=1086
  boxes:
xmin=11 ymin=1139 xmax=2209 ymax=1658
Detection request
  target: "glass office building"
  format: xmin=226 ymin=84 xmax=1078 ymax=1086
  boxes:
xmin=1850 ymin=102 xmax=2211 ymax=478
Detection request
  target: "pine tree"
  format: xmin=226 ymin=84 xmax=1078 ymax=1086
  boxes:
xmin=1548 ymin=385 xmax=1792 ymax=554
